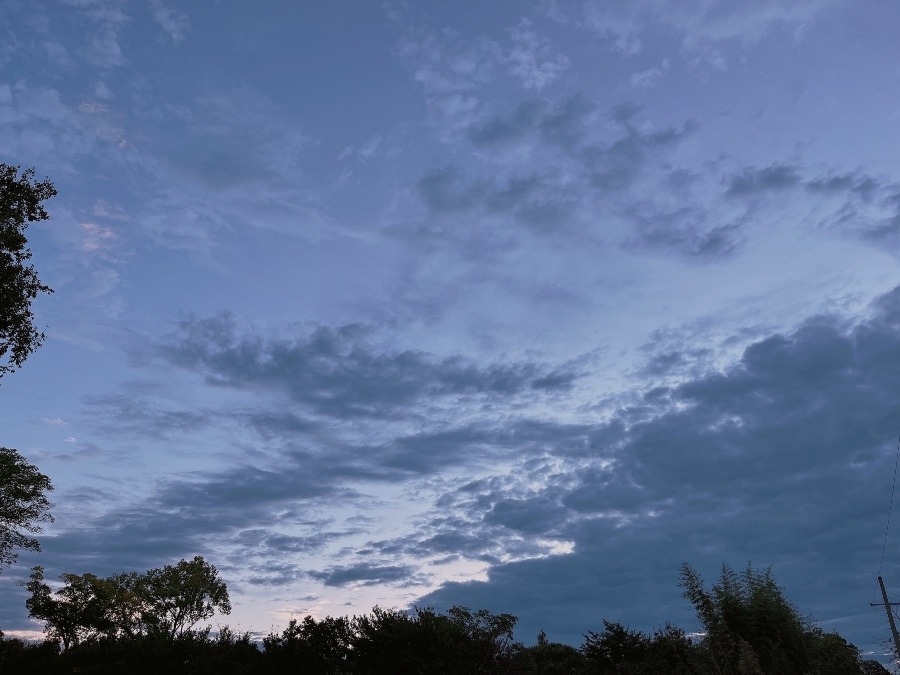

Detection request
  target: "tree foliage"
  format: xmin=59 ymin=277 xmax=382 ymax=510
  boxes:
xmin=0 ymin=447 xmax=53 ymax=570
xmin=24 ymin=556 xmax=231 ymax=648
xmin=679 ymin=562 xmax=872 ymax=674
xmin=141 ymin=556 xmax=232 ymax=637
xmin=0 ymin=164 xmax=56 ymax=378
xmin=264 ymin=605 xmax=520 ymax=674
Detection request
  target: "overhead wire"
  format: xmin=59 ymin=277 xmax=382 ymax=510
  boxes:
xmin=879 ymin=437 xmax=900 ymax=577
xmin=874 ymin=436 xmax=900 ymax=607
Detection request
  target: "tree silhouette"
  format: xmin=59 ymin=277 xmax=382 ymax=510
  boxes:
xmin=0 ymin=447 xmax=53 ymax=571
xmin=679 ymin=562 xmax=866 ymax=674
xmin=0 ymin=164 xmax=56 ymax=378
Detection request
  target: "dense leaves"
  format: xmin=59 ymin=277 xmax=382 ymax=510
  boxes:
xmin=0 ymin=164 xmax=56 ymax=378
xmin=678 ymin=563 xmax=885 ymax=675
xmin=24 ymin=557 xmax=230 ymax=648
xmin=0 ymin=447 xmax=53 ymax=570
xmin=140 ymin=556 xmax=232 ymax=637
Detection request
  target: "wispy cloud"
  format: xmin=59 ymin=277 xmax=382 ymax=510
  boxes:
xmin=505 ymin=18 xmax=569 ymax=91
xmin=149 ymin=0 xmax=190 ymax=44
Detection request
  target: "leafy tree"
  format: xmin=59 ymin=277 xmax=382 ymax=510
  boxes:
xmin=0 ymin=447 xmax=53 ymax=570
xmin=582 ymin=620 xmax=649 ymax=672
xmin=679 ymin=562 xmax=866 ymax=674
xmin=24 ymin=567 xmax=147 ymax=647
xmin=580 ymin=620 xmax=700 ymax=674
xmin=24 ymin=556 xmax=231 ymax=649
xmin=140 ymin=556 xmax=231 ymax=637
xmin=24 ymin=566 xmax=88 ymax=650
xmin=0 ymin=164 xmax=56 ymax=378
xmin=511 ymin=633 xmax=587 ymax=674
xmin=348 ymin=605 xmax=520 ymax=674
xmin=442 ymin=605 xmax=521 ymax=669
xmin=263 ymin=615 xmax=353 ymax=674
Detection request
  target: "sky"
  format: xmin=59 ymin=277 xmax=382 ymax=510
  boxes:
xmin=2 ymin=0 xmax=900 ymax=661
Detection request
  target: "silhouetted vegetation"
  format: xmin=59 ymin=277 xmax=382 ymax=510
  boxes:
xmin=0 ymin=447 xmax=53 ymax=571
xmin=2 ymin=560 xmax=892 ymax=674
xmin=0 ymin=165 xmax=56 ymax=581
xmin=23 ymin=557 xmax=231 ymax=649
xmin=0 ymin=163 xmax=56 ymax=379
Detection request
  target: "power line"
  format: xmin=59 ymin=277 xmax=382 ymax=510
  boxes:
xmin=878 ymin=437 xmax=900 ymax=578
xmin=873 ymin=437 xmax=900 ymax=612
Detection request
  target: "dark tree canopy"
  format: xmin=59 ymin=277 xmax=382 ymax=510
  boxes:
xmin=141 ymin=556 xmax=232 ymax=637
xmin=0 ymin=164 xmax=56 ymax=378
xmin=0 ymin=447 xmax=53 ymax=571
xmin=679 ymin=562 xmax=869 ymax=674
xmin=25 ymin=556 xmax=232 ymax=647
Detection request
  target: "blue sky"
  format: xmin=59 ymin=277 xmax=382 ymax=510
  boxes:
xmin=3 ymin=0 xmax=900 ymax=659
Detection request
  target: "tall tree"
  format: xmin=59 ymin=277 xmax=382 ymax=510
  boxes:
xmin=0 ymin=447 xmax=53 ymax=571
xmin=24 ymin=566 xmax=85 ymax=650
xmin=140 ymin=556 xmax=231 ymax=637
xmin=24 ymin=557 xmax=232 ymax=647
xmin=679 ymin=562 xmax=866 ymax=674
xmin=0 ymin=164 xmax=56 ymax=378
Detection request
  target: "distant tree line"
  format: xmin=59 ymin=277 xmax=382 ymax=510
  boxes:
xmin=0 ymin=560 xmax=892 ymax=674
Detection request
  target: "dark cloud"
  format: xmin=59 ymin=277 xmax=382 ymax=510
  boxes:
xmin=416 ymin=285 xmax=900 ymax=651
xmin=864 ymin=212 xmax=900 ymax=241
xmin=468 ymin=94 xmax=594 ymax=150
xmin=636 ymin=348 xmax=713 ymax=379
xmin=724 ymin=163 xmax=801 ymax=197
xmin=82 ymin=394 xmax=215 ymax=439
xmin=245 ymin=562 xmax=306 ymax=587
xmin=162 ymin=313 xmax=579 ymax=419
xmin=309 ymin=562 xmax=421 ymax=587
xmin=806 ymin=171 xmax=879 ymax=199
xmin=417 ymin=166 xmax=576 ymax=233
xmin=582 ymin=111 xmax=696 ymax=193
xmin=419 ymin=99 xmax=696 ymax=238
xmin=623 ymin=204 xmax=743 ymax=259
xmin=417 ymin=166 xmax=486 ymax=213
xmin=21 ymin=451 xmax=361 ymax=583
xmin=484 ymin=496 xmax=568 ymax=534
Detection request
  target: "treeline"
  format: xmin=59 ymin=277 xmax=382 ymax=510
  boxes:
xmin=0 ymin=560 xmax=892 ymax=674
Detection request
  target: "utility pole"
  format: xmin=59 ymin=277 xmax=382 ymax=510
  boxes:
xmin=875 ymin=576 xmax=900 ymax=663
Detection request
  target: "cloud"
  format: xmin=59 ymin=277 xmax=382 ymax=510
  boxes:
xmin=623 ymin=203 xmax=743 ymax=259
xmin=630 ymin=58 xmax=670 ymax=89
xmin=23 ymin=451 xmax=356 ymax=578
xmin=309 ymin=563 xmax=422 ymax=587
xmin=416 ymin=98 xmax=695 ymax=242
xmin=160 ymin=313 xmax=579 ymax=419
xmin=0 ymin=83 xmax=99 ymax=171
xmin=41 ymin=417 xmax=70 ymax=426
xmin=724 ymin=163 xmax=801 ymax=197
xmin=83 ymin=394 xmax=215 ymax=439
xmin=417 ymin=166 xmax=575 ymax=233
xmin=61 ymin=0 xmax=130 ymax=68
xmin=79 ymin=222 xmax=117 ymax=255
xmin=414 ymin=285 xmax=900 ymax=648
xmin=805 ymin=171 xmax=879 ymax=199
xmin=468 ymin=95 xmax=593 ymax=151
xmin=505 ymin=18 xmax=570 ymax=91
xmin=583 ymin=0 xmax=836 ymax=64
xmin=583 ymin=108 xmax=696 ymax=192
xmin=392 ymin=22 xmax=501 ymax=137
xmin=149 ymin=0 xmax=190 ymax=44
